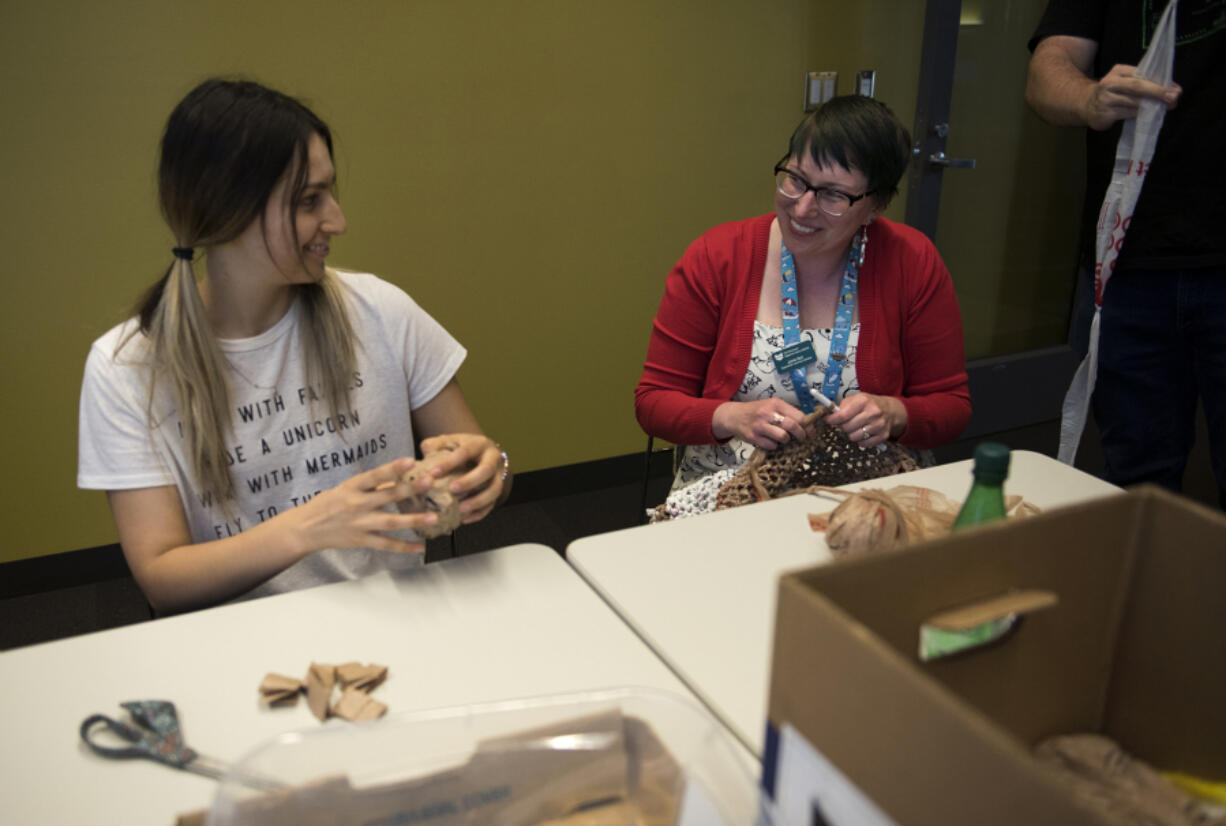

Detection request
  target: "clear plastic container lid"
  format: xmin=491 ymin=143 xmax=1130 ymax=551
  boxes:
xmin=206 ymin=686 xmax=758 ymax=825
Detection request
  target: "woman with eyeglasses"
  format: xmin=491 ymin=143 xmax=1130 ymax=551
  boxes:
xmin=77 ymin=79 xmax=511 ymax=613
xmin=635 ymin=95 xmax=970 ymax=509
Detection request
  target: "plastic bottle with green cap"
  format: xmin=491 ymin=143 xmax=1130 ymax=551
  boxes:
xmin=951 ymin=442 xmax=1010 ymax=530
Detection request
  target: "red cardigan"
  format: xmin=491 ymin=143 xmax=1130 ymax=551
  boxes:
xmin=635 ymin=214 xmax=971 ymax=449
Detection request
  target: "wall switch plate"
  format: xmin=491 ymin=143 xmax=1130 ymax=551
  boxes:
xmin=804 ymin=71 xmax=838 ymax=111
xmin=856 ymin=69 xmax=876 ymax=97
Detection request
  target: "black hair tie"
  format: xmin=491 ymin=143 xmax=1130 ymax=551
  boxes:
xmin=172 ymin=247 xmax=195 ymax=261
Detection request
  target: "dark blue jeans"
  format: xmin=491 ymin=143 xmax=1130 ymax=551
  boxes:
xmin=1083 ymin=265 xmax=1226 ymax=508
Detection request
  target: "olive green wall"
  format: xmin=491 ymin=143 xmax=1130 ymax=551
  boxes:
xmin=796 ymin=0 xmax=1084 ymax=362
xmin=0 ymin=0 xmax=801 ymax=562
xmin=2 ymin=0 xmax=933 ymax=563
xmin=809 ymin=3 xmax=927 ymax=203
xmin=937 ymin=0 xmax=1085 ymax=359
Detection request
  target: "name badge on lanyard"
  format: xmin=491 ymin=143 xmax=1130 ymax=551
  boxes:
xmin=775 ymin=228 xmax=864 ymax=414
xmin=771 ymin=340 xmax=818 ymax=373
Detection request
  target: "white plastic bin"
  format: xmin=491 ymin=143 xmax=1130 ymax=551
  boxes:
xmin=207 ymin=687 xmax=758 ymax=825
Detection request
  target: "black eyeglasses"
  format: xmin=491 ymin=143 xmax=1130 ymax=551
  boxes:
xmin=773 ymin=163 xmax=873 ymax=217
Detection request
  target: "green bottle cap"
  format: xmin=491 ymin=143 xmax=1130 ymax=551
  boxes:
xmin=971 ymin=442 xmax=1010 ymax=483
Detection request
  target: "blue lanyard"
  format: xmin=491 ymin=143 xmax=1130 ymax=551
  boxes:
xmin=779 ymin=227 xmax=864 ymax=412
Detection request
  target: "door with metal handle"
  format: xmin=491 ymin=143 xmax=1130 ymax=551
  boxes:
xmin=928 ymin=151 xmax=976 ymax=169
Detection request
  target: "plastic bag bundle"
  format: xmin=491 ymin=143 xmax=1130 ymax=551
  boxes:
xmin=810 ymin=484 xmax=1040 ymax=558
xmin=1059 ymin=0 xmax=1179 ymax=464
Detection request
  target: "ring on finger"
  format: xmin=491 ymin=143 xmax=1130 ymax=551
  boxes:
xmin=861 ymin=426 xmax=871 ymax=442
xmin=771 ymin=413 xmax=784 ymax=426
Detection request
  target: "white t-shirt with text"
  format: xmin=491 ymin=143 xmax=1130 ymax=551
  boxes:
xmin=78 ymin=270 xmax=466 ymax=599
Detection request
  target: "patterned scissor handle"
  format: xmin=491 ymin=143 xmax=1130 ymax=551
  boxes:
xmin=80 ymin=700 xmax=198 ymax=768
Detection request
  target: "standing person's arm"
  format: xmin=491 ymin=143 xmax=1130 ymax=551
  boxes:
xmin=1026 ymin=35 xmax=1181 ymax=129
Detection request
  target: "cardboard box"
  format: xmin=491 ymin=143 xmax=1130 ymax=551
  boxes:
xmin=762 ymin=485 xmax=1226 ymax=826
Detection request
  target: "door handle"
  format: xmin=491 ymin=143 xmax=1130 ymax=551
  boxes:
xmin=928 ymin=152 xmax=976 ymax=169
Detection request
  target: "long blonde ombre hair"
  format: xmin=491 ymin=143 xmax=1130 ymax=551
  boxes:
xmin=127 ymin=79 xmax=357 ymax=507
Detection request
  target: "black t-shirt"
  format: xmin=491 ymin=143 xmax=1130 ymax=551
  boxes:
xmin=1030 ymin=0 xmax=1226 ymax=269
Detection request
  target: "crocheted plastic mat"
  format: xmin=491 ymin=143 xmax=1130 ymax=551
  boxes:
xmin=713 ymin=409 xmax=919 ymax=510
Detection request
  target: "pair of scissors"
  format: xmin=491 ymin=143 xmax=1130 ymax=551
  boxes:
xmin=79 ymin=700 xmax=285 ymax=792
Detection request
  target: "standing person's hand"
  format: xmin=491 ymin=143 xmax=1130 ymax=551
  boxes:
xmin=1084 ymin=63 xmax=1181 ymax=130
xmin=1027 ymin=37 xmax=1182 ymax=130
xmin=712 ymin=399 xmax=812 ymax=450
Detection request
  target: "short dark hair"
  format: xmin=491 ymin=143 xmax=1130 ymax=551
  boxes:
xmin=782 ymin=95 xmax=911 ymax=209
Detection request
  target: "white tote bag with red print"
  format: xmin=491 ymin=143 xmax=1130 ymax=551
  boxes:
xmin=1058 ymin=0 xmax=1179 ymax=464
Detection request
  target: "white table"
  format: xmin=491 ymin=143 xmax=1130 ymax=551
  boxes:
xmin=0 ymin=544 xmax=751 ymax=825
xmin=567 ymin=450 xmax=1122 ymax=758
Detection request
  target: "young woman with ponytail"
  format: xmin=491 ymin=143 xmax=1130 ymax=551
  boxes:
xmin=78 ymin=78 xmax=510 ymax=614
